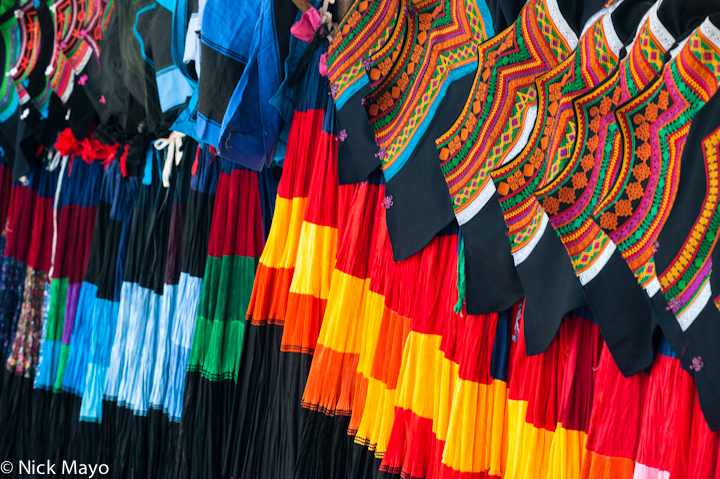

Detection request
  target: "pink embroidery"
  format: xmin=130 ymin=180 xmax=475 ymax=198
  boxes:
xmin=691 ymin=356 xmax=704 ymax=372
xmin=666 ymin=297 xmax=682 ymax=313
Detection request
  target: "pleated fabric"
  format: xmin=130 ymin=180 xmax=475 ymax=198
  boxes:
xmin=432 ymin=304 xmax=514 ymax=479
xmin=501 ymin=307 xmax=598 ymax=479
xmin=163 ymin=145 xmax=220 ymax=424
xmin=5 ymin=156 xmax=58 ymax=378
xmin=632 ymin=340 xmax=718 ymax=479
xmin=160 ymin=145 xmax=219 ymax=479
xmin=34 ymin=157 xmax=103 ymax=392
xmin=39 ymin=159 xmax=138 ymax=474
xmin=343 ymin=177 xmax=410 ymax=479
xmin=146 ymin=142 xmax=195 ymax=479
xmin=0 ymin=159 xmax=28 ymax=376
xmin=103 ymin=147 xmax=169 ymax=408
xmin=223 ymin=43 xmax=350 ymax=479
xmin=293 ymin=168 xmax=382 ymax=479
xmin=30 ymin=154 xmax=104 ymax=471
xmin=342 ymin=172 xmax=395 ymax=479
xmin=180 ymin=156 xmax=274 ymax=479
xmin=378 ymin=225 xmax=466 ymax=479
xmin=102 ymin=145 xmax=179 ymax=479
xmin=270 ymin=76 xmax=352 ymax=479
xmin=79 ymin=161 xmax=139 ymax=423
xmin=579 ymin=341 xmax=646 ymax=478
xmin=147 ymin=151 xmax=192 ymax=413
xmin=0 ymin=154 xmax=60 ymax=470
xmin=579 ymin=337 xmax=720 ymax=479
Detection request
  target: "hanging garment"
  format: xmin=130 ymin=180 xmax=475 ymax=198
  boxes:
xmin=78 ymin=160 xmax=140 ymax=423
xmin=579 ymin=341 xmax=648 ymax=478
xmin=650 ymin=58 xmax=720 ymax=431
xmin=161 ymin=144 xmax=219 ymax=479
xmin=41 ymin=159 xmax=137 ymax=471
xmin=225 ymin=47 xmax=349 ymax=479
xmin=113 ymin=0 xmax=163 ymax=130
xmin=0 ymin=158 xmax=27 ymax=375
xmin=291 ymin=169 xmax=379 ymax=479
xmin=104 ymin=144 xmax=183 ymax=479
xmin=146 ymin=136 xmax=194 ymax=479
xmin=179 ymin=158 xmax=273 ymax=479
xmin=588 ymin=17 xmax=720 ymax=407
xmin=340 ymin=171 xmax=394 ymax=479
xmin=328 ymin=0 xmax=403 ymax=184
xmin=373 ymin=225 xmax=466 ymax=479
xmin=163 ymin=144 xmax=219 ymax=425
xmin=523 ymin=0 xmax=683 ymax=377
xmin=432 ymin=306 xmax=515 ymax=479
xmin=133 ymin=2 xmax=194 ymax=114
xmin=500 ymin=306 xmax=601 ymax=479
xmin=436 ymin=0 xmax=604 ymax=316
xmin=330 ymin=0 xmax=501 ymax=266
xmin=28 ymin=147 xmax=104 ymax=475
xmin=196 ymin=0 xmax=296 ymax=170
xmin=35 ymin=149 xmax=103 ymax=393
xmin=95 ymin=3 xmax=145 ymax=131
xmin=269 ymin=5 xmax=320 ymax=125
xmin=490 ymin=1 xmax=647 ymax=368
xmin=223 ymin=43 xmax=344 ymax=479
xmin=6 ymin=156 xmax=59 ymax=379
xmin=631 ymin=338 xmax=720 ymax=477
xmin=214 ymin=0 xmax=296 ymax=170
xmin=18 ymin=2 xmax=71 ymax=149
xmin=55 ymin=0 xmax=115 ymax=141
xmin=0 ymin=154 xmax=59 ymax=467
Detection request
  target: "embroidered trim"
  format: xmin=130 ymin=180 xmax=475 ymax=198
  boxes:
xmin=546 ymin=0 xmax=579 ymax=49
xmin=456 ymin=178 xmax=496 ymax=226
xmin=603 ymin=9 xmax=624 ymax=57
xmin=502 ymin=105 xmax=538 ymax=166
xmin=74 ymin=48 xmax=93 ymax=75
xmin=648 ymin=3 xmax=674 ymax=51
xmin=578 ymin=240 xmax=616 ymax=285
xmin=625 ymin=4 xmax=654 ymax=52
xmin=644 ymin=277 xmax=660 ymax=297
xmin=513 ymin=212 xmax=549 ymax=265
xmin=60 ymin=76 xmax=74 ymax=104
xmin=659 ymin=128 xmax=720 ymax=309
xmin=701 ymin=17 xmax=720 ymax=50
xmin=678 ymin=280 xmax=711 ymax=331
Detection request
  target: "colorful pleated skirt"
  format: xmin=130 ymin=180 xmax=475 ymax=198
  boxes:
xmin=180 ymin=156 xmax=274 ymax=479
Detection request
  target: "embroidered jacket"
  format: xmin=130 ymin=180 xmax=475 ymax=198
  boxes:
xmin=649 ymin=19 xmax=720 ymax=430
xmin=433 ymin=0 xmax=607 ymax=315
xmin=437 ymin=0 xmax=583 ymax=226
xmin=597 ymin=18 xmax=720 ymax=301
xmin=329 ymin=0 xmax=405 ymax=184
xmin=334 ymin=0 xmax=504 ymax=265
xmin=538 ymin=5 xmax=673 ymax=289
